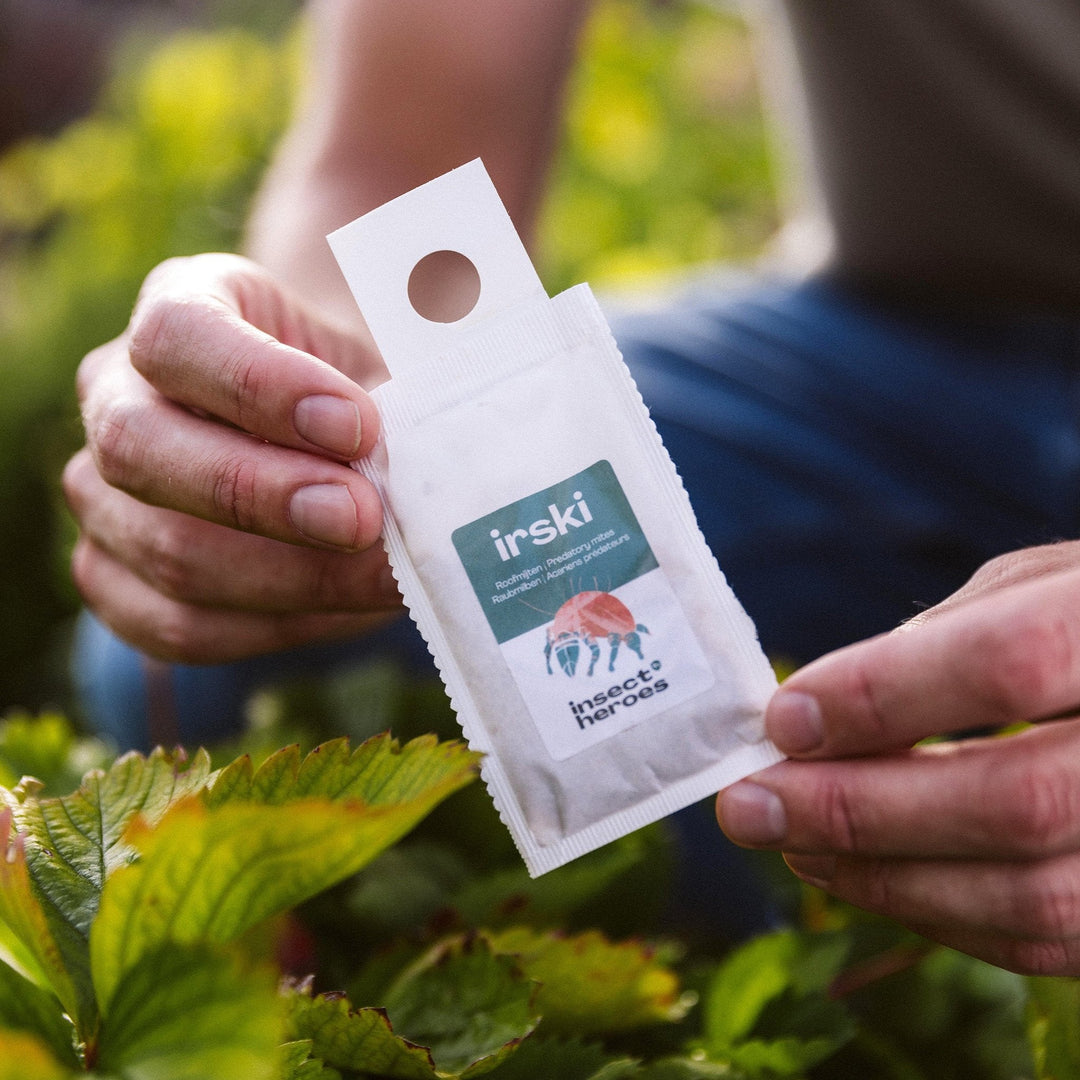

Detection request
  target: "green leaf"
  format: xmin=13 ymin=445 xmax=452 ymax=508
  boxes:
xmin=5 ymin=747 xmax=214 ymax=925
xmin=701 ymin=932 xmax=796 ymax=1048
xmin=344 ymin=840 xmax=472 ymax=940
xmin=284 ymin=990 xmax=445 ymax=1080
xmin=95 ymin=943 xmax=283 ymax=1080
xmin=0 ymin=748 xmax=212 ymax=1036
xmin=89 ymin=798 xmax=399 ymax=1009
xmin=205 ymin=734 xmax=479 ymax=809
xmin=587 ymin=1064 xmax=643 ymax=1080
xmin=382 ymin=935 xmax=541 ymax=1077
xmin=0 ymin=960 xmax=78 ymax=1067
xmin=702 ymin=929 xmax=851 ymax=1048
xmin=92 ymin=736 xmax=478 ymax=1009
xmin=287 ymin=938 xmax=539 ymax=1079
xmin=486 ymin=927 xmax=691 ymax=1036
xmin=0 ymin=1029 xmax=81 ymax=1080
xmin=279 ymin=1040 xmax=343 ymax=1080
xmin=493 ymin=1056 xmax=737 ymax=1080
xmin=698 ymin=930 xmax=854 ymax=1076
xmin=727 ymin=1035 xmax=846 ymax=1076
xmin=1026 ymin=976 xmax=1080 ymax=1080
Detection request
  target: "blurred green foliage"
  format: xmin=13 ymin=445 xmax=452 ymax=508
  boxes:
xmin=0 ymin=22 xmax=299 ymax=710
xmin=0 ymin=0 xmax=775 ymax=716
xmin=543 ymin=0 xmax=777 ymax=291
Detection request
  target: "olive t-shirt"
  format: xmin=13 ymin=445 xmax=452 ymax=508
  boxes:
xmin=760 ymin=0 xmax=1080 ymax=313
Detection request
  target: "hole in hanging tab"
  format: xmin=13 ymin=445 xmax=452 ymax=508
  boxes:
xmin=407 ymin=249 xmax=482 ymax=323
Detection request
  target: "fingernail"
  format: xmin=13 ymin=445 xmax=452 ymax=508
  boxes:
xmin=768 ymin=690 xmax=824 ymax=755
xmin=294 ymin=395 xmax=362 ymax=458
xmin=784 ymin=853 xmax=836 ymax=889
xmin=290 ymin=484 xmax=359 ymax=548
xmin=718 ymin=781 xmax=787 ymax=846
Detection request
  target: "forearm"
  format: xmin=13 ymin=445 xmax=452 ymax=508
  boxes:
xmin=245 ymin=0 xmax=590 ymax=328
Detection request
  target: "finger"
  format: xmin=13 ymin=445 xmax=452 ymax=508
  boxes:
xmin=65 ymin=450 xmax=399 ymax=614
xmin=903 ymin=541 xmax=1080 ymax=626
xmin=71 ymin=537 xmax=392 ymax=665
xmin=765 ymin=565 xmax=1080 ymax=757
xmin=78 ymin=340 xmax=381 ymax=550
xmin=717 ymin=720 xmax=1080 ymax=860
xmin=783 ymin=854 xmax=1080 ymax=977
xmin=784 ymin=849 xmax=1080 ymax=945
xmin=127 ymin=254 xmax=381 ymax=459
xmin=86 ymin=390 xmax=382 ymax=550
xmin=906 ymin=922 xmax=1080 ymax=977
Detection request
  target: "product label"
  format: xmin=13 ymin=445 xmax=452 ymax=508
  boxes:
xmin=452 ymin=460 xmax=715 ymax=760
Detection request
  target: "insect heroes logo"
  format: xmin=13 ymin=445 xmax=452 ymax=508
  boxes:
xmin=452 ymin=460 xmax=713 ymax=761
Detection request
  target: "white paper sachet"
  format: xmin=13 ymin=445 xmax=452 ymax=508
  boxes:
xmin=328 ymin=160 xmax=783 ymax=876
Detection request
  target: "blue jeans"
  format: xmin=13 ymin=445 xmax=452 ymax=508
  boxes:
xmin=72 ymin=274 xmax=1080 ymax=933
xmin=617 ymin=274 xmax=1080 ymax=662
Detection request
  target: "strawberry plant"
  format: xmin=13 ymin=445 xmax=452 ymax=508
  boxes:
xmin=0 ymin=733 xmax=485 ymax=1076
xmin=0 ymin=701 xmax=1043 ymax=1080
xmin=0 ymin=726 xmax=714 ymax=1078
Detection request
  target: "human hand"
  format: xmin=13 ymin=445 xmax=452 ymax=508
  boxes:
xmin=717 ymin=542 xmax=1080 ymax=975
xmin=64 ymin=253 xmax=401 ymax=664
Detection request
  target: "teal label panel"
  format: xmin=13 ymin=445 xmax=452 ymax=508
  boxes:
xmin=452 ymin=460 xmax=658 ymax=645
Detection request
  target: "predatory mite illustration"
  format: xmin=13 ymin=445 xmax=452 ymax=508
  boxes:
xmin=545 ymin=590 xmax=649 ymax=677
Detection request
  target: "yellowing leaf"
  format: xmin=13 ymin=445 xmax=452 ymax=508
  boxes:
xmin=93 ymin=736 xmax=478 ymax=1009
xmin=92 ymin=798 xmax=393 ymax=1009
xmin=0 ymin=1029 xmax=78 ymax=1080
xmin=0 ymin=957 xmax=79 ymax=1069
xmin=206 ymin=734 xmax=479 ymax=809
xmin=0 ymin=810 xmax=79 ymax=1026
xmin=487 ymin=928 xmax=691 ymax=1036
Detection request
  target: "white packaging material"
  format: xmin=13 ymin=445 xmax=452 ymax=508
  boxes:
xmin=328 ymin=160 xmax=782 ymax=875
